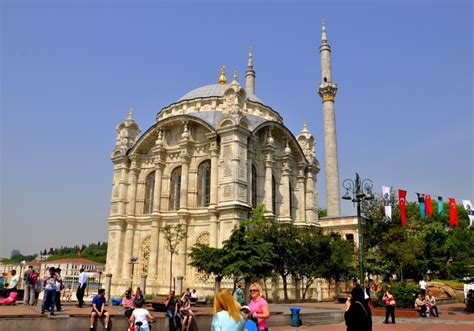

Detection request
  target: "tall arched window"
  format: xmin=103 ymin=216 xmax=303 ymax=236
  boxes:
xmin=272 ymin=175 xmax=277 ymax=214
xmin=169 ymin=167 xmax=182 ymax=210
xmin=143 ymin=171 xmax=155 ymax=214
xmin=197 ymin=160 xmax=211 ymax=207
xmin=252 ymin=165 xmax=257 ymax=208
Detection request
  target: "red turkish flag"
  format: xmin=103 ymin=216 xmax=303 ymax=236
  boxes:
xmin=449 ymin=198 xmax=459 ymax=228
xmin=425 ymin=194 xmax=432 ymax=217
xmin=398 ymin=189 xmax=407 ymax=226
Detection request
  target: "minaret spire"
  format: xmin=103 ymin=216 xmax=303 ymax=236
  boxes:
xmin=245 ymin=47 xmax=256 ymax=94
xmin=317 ymin=18 xmax=341 ymax=217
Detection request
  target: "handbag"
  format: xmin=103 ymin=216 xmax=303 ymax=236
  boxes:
xmin=390 ymin=299 xmax=396 ymax=306
xmin=128 ymin=326 xmax=135 ymax=331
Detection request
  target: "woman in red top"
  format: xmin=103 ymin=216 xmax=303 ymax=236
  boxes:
xmin=248 ymin=283 xmax=270 ymax=331
xmin=383 ymin=288 xmax=396 ymax=324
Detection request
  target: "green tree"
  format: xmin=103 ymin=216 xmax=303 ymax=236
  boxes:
xmin=322 ymin=232 xmax=355 ymax=298
xmin=188 ymin=243 xmax=226 ymax=293
xmin=222 ymin=205 xmax=275 ymax=295
xmin=162 ymin=223 xmax=187 ymax=290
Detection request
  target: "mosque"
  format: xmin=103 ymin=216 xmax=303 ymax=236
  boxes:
xmin=105 ymin=21 xmax=358 ymax=297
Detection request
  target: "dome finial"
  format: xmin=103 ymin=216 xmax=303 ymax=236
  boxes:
xmin=218 ymin=65 xmax=227 ymax=84
xmin=233 ymin=70 xmax=237 ymax=81
xmin=128 ymin=107 xmax=134 ymax=119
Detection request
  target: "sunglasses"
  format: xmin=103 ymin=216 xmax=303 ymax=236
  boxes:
xmin=249 ymin=289 xmax=259 ymax=292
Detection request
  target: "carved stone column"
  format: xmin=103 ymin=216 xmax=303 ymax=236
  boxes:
xmin=208 ymin=135 xmax=219 ymax=206
xmin=305 ymin=167 xmax=316 ymax=223
xmin=126 ymin=166 xmax=139 ymax=216
xmin=280 ymin=160 xmax=291 ymax=221
xmin=180 ymin=156 xmax=190 ymax=210
xmin=209 ymin=211 xmax=218 ymax=248
xmin=264 ymin=153 xmax=274 ymax=216
xmin=121 ymin=220 xmax=136 ymax=279
xmin=118 ymin=166 xmax=129 ymax=216
xmin=148 ymin=217 xmax=160 ymax=280
xmin=152 ymin=159 xmax=165 ymax=213
xmin=297 ymin=166 xmax=307 ymax=224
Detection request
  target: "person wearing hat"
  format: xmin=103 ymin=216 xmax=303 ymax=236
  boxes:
xmin=240 ymin=305 xmax=257 ymax=331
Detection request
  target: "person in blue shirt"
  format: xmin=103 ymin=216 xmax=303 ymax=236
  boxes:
xmin=211 ymin=288 xmax=244 ymax=331
xmin=90 ymin=288 xmax=110 ymax=330
xmin=241 ymin=305 xmax=258 ymax=331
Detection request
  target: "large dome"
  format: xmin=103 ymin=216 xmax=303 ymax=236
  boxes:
xmin=177 ymin=84 xmax=264 ymax=104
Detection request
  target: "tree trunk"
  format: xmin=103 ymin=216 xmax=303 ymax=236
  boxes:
xmin=272 ymin=276 xmax=279 ymax=304
xmin=215 ymin=276 xmax=222 ymax=294
xmin=169 ymin=253 xmax=173 ymax=291
xmin=244 ymin=279 xmax=252 ymax=302
xmin=282 ymin=276 xmax=289 ymax=303
xmin=294 ymin=277 xmax=301 ymax=301
xmin=302 ymin=277 xmax=314 ymax=301
xmin=263 ymin=278 xmax=269 ymax=300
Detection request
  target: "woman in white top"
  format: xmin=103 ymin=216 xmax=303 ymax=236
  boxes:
xmin=130 ymin=299 xmax=154 ymax=331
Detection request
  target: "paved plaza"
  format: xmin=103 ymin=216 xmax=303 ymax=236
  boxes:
xmin=0 ymin=300 xmax=472 ymax=330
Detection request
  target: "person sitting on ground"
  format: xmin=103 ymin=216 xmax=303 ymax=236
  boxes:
xmin=122 ymin=288 xmax=135 ymax=319
xmin=414 ymin=293 xmax=428 ymax=317
xmin=130 ymin=299 xmax=154 ymax=331
xmin=241 ymin=305 xmax=258 ymax=331
xmin=180 ymin=293 xmax=194 ymax=331
xmin=190 ymin=289 xmax=198 ymax=303
xmin=90 ymin=288 xmax=110 ymax=330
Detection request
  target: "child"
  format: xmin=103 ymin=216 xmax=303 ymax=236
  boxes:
xmin=240 ymin=305 xmax=257 ymax=331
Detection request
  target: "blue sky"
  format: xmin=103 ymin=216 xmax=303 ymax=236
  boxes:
xmin=1 ymin=0 xmax=472 ymax=257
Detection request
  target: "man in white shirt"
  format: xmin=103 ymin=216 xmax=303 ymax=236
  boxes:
xmin=419 ymin=279 xmax=427 ymax=296
xmin=8 ymin=270 xmax=20 ymax=290
xmin=76 ymin=268 xmax=88 ymax=308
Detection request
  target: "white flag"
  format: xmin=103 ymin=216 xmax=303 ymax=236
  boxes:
xmin=462 ymin=200 xmax=474 ymax=228
xmin=382 ymin=186 xmax=392 ymax=220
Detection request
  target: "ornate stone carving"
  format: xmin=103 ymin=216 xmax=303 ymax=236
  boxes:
xmin=224 ymin=163 xmax=232 ymax=177
xmin=196 ymin=232 xmax=210 ymax=246
xmin=141 ymin=235 xmax=151 ymax=273
xmin=223 ymin=185 xmax=231 ymax=197
xmin=318 ymin=82 xmax=338 ymax=101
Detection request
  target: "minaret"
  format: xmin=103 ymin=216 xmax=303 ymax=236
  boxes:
xmin=318 ymin=18 xmax=341 ymax=217
xmin=245 ymin=47 xmax=256 ymax=94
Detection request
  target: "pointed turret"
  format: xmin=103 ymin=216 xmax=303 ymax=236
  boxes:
xmin=218 ymin=65 xmax=227 ymax=84
xmin=245 ymin=47 xmax=256 ymax=94
xmin=317 ymin=18 xmax=341 ymax=217
xmin=111 ymin=108 xmax=141 ymax=158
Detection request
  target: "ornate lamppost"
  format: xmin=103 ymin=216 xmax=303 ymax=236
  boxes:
xmin=342 ymin=173 xmax=374 ymax=284
xmin=97 ymin=265 xmax=104 ymax=290
xmin=129 ymin=257 xmax=138 ymax=290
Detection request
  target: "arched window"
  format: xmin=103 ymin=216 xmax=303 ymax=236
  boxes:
xmin=252 ymin=165 xmax=257 ymax=208
xmin=289 ymin=182 xmax=294 ymax=219
xmin=272 ymin=175 xmax=277 ymax=214
xmin=197 ymin=160 xmax=211 ymax=207
xmin=169 ymin=167 xmax=182 ymax=210
xmin=143 ymin=171 xmax=155 ymax=214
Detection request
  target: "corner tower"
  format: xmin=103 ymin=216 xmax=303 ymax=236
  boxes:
xmin=318 ymin=19 xmax=341 ymax=216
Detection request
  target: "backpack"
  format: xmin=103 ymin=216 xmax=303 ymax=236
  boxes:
xmin=28 ymin=271 xmax=39 ymax=285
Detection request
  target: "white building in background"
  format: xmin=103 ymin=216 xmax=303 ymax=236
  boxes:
xmin=105 ymin=21 xmax=358 ymax=297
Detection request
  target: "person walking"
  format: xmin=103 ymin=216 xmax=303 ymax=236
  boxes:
xmin=211 ymin=288 xmax=244 ymax=331
xmin=236 ymin=284 xmax=244 ymax=305
xmin=382 ymin=288 xmax=396 ymax=324
xmin=76 ymin=268 xmax=88 ymax=308
xmin=54 ymin=268 xmax=62 ymax=311
xmin=344 ymin=285 xmax=372 ymax=331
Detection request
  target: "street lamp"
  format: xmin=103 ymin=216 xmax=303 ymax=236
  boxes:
xmin=342 ymin=173 xmax=374 ymax=285
xmin=19 ymin=261 xmax=26 ymax=289
xmin=129 ymin=257 xmax=138 ymax=290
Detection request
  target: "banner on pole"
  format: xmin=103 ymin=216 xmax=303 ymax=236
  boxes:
xmin=462 ymin=200 xmax=474 ymax=228
xmin=382 ymin=186 xmax=392 ymax=220
xmin=398 ymin=189 xmax=407 ymax=226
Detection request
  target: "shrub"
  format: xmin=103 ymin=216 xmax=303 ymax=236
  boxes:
xmin=376 ymin=282 xmax=419 ymax=309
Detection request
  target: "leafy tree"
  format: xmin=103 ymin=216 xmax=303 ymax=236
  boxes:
xmin=322 ymin=232 xmax=355 ymax=298
xmin=162 ymin=223 xmax=187 ymax=291
xmin=221 ymin=205 xmax=275 ymax=295
xmin=188 ymin=243 xmax=226 ymax=293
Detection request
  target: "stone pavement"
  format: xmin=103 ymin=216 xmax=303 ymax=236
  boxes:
xmin=0 ymin=300 xmax=472 ymax=330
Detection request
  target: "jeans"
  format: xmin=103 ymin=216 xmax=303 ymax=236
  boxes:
xmin=24 ymin=284 xmax=35 ymax=305
xmin=42 ymin=288 xmax=56 ymax=314
xmin=384 ymin=305 xmax=395 ymax=323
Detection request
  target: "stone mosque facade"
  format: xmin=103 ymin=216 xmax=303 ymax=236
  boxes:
xmin=105 ymin=21 xmax=358 ymax=297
